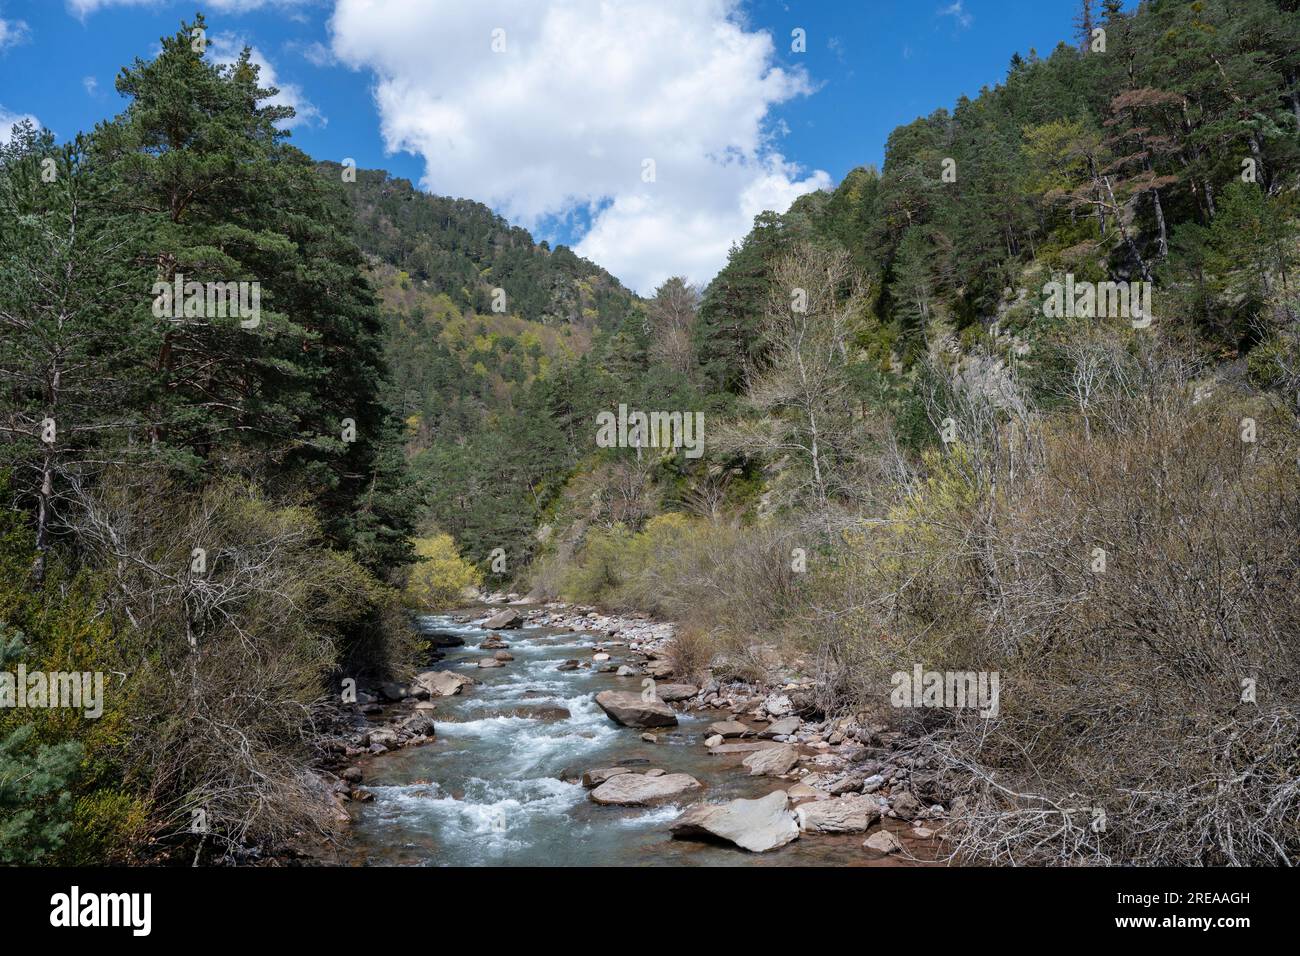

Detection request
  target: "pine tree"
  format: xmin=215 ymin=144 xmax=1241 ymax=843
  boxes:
xmin=1074 ymin=0 xmax=1096 ymax=53
xmin=89 ymin=17 xmax=415 ymax=570
xmin=0 ymin=130 xmax=154 ymax=583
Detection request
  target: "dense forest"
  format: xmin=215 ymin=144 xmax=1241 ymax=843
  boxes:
xmin=2 ymin=0 xmax=1298 ymax=865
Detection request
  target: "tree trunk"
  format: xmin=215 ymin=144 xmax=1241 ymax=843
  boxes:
xmin=32 ymin=453 xmax=52 ymax=584
xmin=1150 ymin=187 xmax=1168 ymax=261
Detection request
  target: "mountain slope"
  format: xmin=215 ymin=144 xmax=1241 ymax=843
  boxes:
xmin=320 ymin=162 xmax=638 ymax=331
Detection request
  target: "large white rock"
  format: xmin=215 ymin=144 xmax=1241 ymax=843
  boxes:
xmin=670 ymin=790 xmax=800 ymax=852
xmin=412 ymin=670 xmax=475 ymax=698
xmin=795 ymin=795 xmax=881 ymax=833
xmin=742 ymin=744 xmax=800 ymax=777
xmin=589 ymin=772 xmax=701 ymax=805
xmin=482 ymin=608 xmax=523 ymax=630
xmin=594 ymin=690 xmax=678 ymax=728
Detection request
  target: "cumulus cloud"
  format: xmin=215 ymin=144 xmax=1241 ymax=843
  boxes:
xmin=208 ymin=33 xmax=325 ymax=129
xmin=0 ymin=11 xmax=30 ymax=52
xmin=329 ymin=0 xmax=829 ymax=293
xmin=0 ymin=105 xmax=40 ymax=145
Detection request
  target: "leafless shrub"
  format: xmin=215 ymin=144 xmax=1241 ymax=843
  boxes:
xmin=810 ymin=343 xmax=1300 ymax=865
xmin=64 ymin=470 xmax=391 ymax=856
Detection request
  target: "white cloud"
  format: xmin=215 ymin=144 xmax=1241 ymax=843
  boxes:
xmin=208 ymin=33 xmax=325 ymax=129
xmin=937 ymin=2 xmax=974 ymax=30
xmin=66 ymin=0 xmax=157 ymax=17
xmin=329 ymin=0 xmax=829 ymax=293
xmin=0 ymin=12 xmax=30 ymax=52
xmin=292 ymin=39 xmax=336 ymax=67
xmin=67 ymin=0 xmax=311 ymax=15
xmin=83 ymin=75 xmax=99 ymax=95
xmin=0 ymin=105 xmax=40 ymax=145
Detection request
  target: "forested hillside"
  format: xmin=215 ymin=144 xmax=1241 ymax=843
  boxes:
xmin=493 ymin=0 xmax=1300 ymax=865
xmin=1 ymin=0 xmax=1297 ymax=867
xmin=0 ymin=17 xmax=420 ymax=862
xmin=325 ymin=163 xmax=637 ymax=330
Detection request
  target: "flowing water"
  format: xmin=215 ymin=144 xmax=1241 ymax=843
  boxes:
xmin=341 ymin=610 xmax=930 ymax=866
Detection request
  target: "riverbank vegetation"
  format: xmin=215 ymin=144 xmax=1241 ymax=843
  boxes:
xmin=3 ymin=0 xmax=1298 ymax=865
xmin=0 ymin=18 xmax=420 ymax=863
xmin=515 ymin=0 xmax=1300 ymax=864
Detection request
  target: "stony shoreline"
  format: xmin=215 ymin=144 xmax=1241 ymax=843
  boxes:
xmin=307 ymin=599 xmax=950 ymax=862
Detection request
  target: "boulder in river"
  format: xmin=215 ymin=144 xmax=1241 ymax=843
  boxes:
xmin=482 ymin=608 xmax=523 ymax=630
xmin=707 ymin=720 xmax=751 ymax=738
xmin=795 ymin=794 xmax=881 ymax=833
xmin=589 ymin=772 xmax=701 ymax=805
xmin=670 ymin=790 xmax=800 ymax=853
xmin=496 ymin=704 xmax=571 ymax=721
xmin=594 ymin=690 xmax=678 ymax=728
xmin=478 ymin=657 xmax=504 ymax=668
xmin=557 ymin=660 xmax=579 ymax=671
xmin=742 ymin=744 xmax=800 ymax=777
xmin=759 ymin=716 xmax=802 ymax=738
xmin=399 ymin=713 xmax=437 ymax=738
xmin=786 ymin=781 xmax=828 ymax=802
xmin=581 ymin=767 xmax=631 ymax=788
xmin=708 ymin=741 xmax=784 ymax=755
xmin=863 ymin=829 xmax=904 ymax=855
xmin=413 ymin=670 xmax=474 ymax=698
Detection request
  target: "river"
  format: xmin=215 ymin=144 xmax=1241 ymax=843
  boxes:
xmin=338 ymin=609 xmax=933 ymax=866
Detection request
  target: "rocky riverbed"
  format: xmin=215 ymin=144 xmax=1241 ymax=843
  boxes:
xmin=312 ymin=601 xmax=948 ymax=866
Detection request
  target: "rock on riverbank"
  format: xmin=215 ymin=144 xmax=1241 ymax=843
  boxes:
xmin=671 ymin=790 xmax=801 ymax=852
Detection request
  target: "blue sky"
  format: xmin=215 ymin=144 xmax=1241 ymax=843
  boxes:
xmin=0 ymin=0 xmax=1107 ymax=291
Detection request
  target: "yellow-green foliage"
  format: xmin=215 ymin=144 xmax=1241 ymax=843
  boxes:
xmin=560 ymin=524 xmax=632 ymax=603
xmin=405 ymin=534 xmax=483 ymax=609
xmin=66 ymin=790 xmax=151 ymax=865
xmin=562 ymin=514 xmax=714 ymax=608
xmin=821 ymin=440 xmax=986 ymax=678
xmin=890 ymin=444 xmax=980 ymax=534
xmin=559 ymin=512 xmax=805 ymax=643
xmin=0 ymin=504 xmax=143 ymax=863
